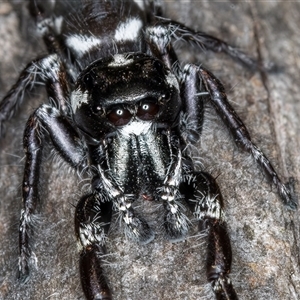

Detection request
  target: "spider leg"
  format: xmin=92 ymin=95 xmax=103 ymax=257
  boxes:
xmin=180 ymin=64 xmax=296 ymax=209
xmin=146 ymin=24 xmax=178 ymax=69
xmin=17 ymin=55 xmax=86 ymax=281
xmin=0 ymin=54 xmax=72 ymax=137
xmin=28 ymin=0 xmax=58 ymax=53
xmin=19 ymin=100 xmax=86 ymax=280
xmin=4 ymin=43 xmax=86 ymax=281
xmin=28 ymin=0 xmax=71 ymax=61
xmin=75 ymin=193 xmax=113 ymax=300
xmin=181 ymin=171 xmax=238 ymax=300
xmin=198 ymin=66 xmax=297 ymax=209
xmin=180 ymin=65 xmax=205 ymax=144
xmin=161 ymin=20 xmax=262 ymax=70
xmin=0 ymin=59 xmax=41 ymax=135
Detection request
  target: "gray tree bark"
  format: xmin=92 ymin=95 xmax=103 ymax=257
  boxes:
xmin=0 ymin=1 xmax=299 ymax=299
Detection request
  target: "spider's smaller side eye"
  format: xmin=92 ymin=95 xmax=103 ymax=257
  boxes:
xmin=137 ymin=100 xmax=159 ymax=121
xmin=90 ymin=103 xmax=105 ymax=117
xmin=94 ymin=106 xmax=102 ymax=114
xmin=107 ymin=107 xmax=132 ymax=126
xmin=160 ymin=91 xmax=170 ymax=102
xmin=82 ymin=74 xmax=94 ymax=90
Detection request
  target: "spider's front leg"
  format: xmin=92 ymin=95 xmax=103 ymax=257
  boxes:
xmin=20 ymin=103 xmax=86 ymax=279
xmin=17 ymin=55 xmax=86 ymax=280
xmin=75 ymin=193 xmax=113 ymax=300
xmin=162 ymin=20 xmax=265 ymax=70
xmin=148 ymin=20 xmax=262 ymax=71
xmin=0 ymin=54 xmax=72 ymax=137
xmin=181 ymin=172 xmax=238 ymax=300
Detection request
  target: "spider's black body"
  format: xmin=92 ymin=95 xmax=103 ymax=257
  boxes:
xmin=0 ymin=1 xmax=296 ymax=299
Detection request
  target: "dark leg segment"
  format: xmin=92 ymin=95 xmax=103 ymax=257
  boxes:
xmin=206 ymin=220 xmax=237 ymax=300
xmin=180 ymin=65 xmax=205 ymax=144
xmin=75 ymin=194 xmax=113 ymax=300
xmin=181 ymin=172 xmax=238 ymax=300
xmin=18 ymin=114 xmax=43 ymax=281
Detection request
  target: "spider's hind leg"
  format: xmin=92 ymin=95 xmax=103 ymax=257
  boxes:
xmin=181 ymin=171 xmax=238 ymax=300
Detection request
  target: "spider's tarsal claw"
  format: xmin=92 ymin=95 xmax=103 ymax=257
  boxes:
xmin=281 ymin=178 xmax=298 ymax=210
xmin=273 ymin=177 xmax=298 ymax=210
xmin=212 ymin=276 xmax=239 ymax=300
xmin=17 ymin=268 xmax=30 ymax=284
xmin=17 ymin=250 xmax=38 ymax=284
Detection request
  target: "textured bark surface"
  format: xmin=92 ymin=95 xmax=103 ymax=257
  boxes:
xmin=0 ymin=1 xmax=299 ymax=299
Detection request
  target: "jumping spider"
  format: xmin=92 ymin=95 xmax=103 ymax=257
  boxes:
xmin=0 ymin=1 xmax=297 ymax=299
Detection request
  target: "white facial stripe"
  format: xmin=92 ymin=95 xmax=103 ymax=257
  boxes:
xmin=53 ymin=16 xmax=64 ymax=34
xmin=71 ymin=89 xmax=89 ymax=112
xmin=114 ymin=18 xmax=143 ymax=41
xmin=65 ymin=34 xmax=102 ymax=57
xmin=166 ymin=72 xmax=180 ymax=91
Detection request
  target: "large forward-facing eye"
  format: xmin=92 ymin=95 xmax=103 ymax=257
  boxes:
xmin=107 ymin=107 xmax=132 ymax=126
xmin=137 ymin=100 xmax=159 ymax=120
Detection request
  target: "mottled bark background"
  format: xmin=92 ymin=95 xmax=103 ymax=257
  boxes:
xmin=0 ymin=1 xmax=300 ymax=299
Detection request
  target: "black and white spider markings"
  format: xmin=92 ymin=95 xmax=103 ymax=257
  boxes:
xmin=0 ymin=1 xmax=297 ymax=299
